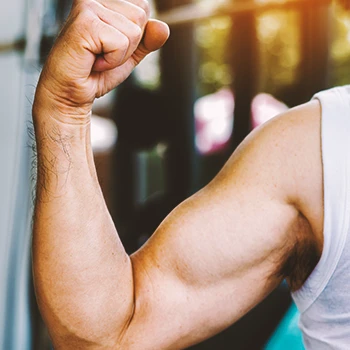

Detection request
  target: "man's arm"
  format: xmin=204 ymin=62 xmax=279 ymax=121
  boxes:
xmin=32 ymin=1 xmax=324 ymax=349
xmin=32 ymin=0 xmax=169 ymax=346
xmin=120 ymin=101 xmax=324 ymax=349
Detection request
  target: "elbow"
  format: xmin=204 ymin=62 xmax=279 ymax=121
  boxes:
xmin=51 ymin=332 xmax=117 ymax=350
xmin=36 ymin=279 xmax=136 ymax=349
xmin=46 ymin=301 xmax=135 ymax=349
xmin=34 ymin=255 xmax=136 ymax=348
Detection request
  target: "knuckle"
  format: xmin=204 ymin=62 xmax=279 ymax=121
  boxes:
xmin=74 ymin=4 xmax=95 ymax=26
xmin=132 ymin=8 xmax=147 ymax=26
xmin=130 ymin=25 xmax=142 ymax=44
xmin=139 ymin=0 xmax=150 ymax=15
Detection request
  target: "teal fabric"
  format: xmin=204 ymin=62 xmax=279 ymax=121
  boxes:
xmin=265 ymin=303 xmax=305 ymax=350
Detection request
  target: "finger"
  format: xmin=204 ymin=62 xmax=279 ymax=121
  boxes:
xmin=97 ymin=0 xmax=149 ymax=27
xmin=132 ymin=19 xmax=170 ymax=64
xmin=96 ymin=19 xmax=169 ymax=93
xmin=91 ymin=23 xmax=130 ymax=72
xmin=93 ymin=5 xmax=143 ymax=63
xmin=123 ymin=0 xmax=150 ymax=16
xmin=94 ymin=18 xmax=169 ymax=73
xmin=143 ymin=19 xmax=170 ymax=52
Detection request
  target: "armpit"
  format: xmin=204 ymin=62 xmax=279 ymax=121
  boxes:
xmin=278 ymin=212 xmax=321 ymax=292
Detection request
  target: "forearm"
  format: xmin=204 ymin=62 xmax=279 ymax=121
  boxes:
xmin=32 ymin=98 xmax=134 ymax=347
xmin=29 ymin=1 xmax=169 ymax=346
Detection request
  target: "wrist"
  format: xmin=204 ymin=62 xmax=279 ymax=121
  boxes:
xmin=32 ymin=93 xmax=92 ymax=150
xmin=32 ymin=92 xmax=97 ymax=200
xmin=33 ymin=77 xmax=93 ymax=128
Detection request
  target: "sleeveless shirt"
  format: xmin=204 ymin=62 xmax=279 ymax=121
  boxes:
xmin=292 ymin=86 xmax=350 ymax=349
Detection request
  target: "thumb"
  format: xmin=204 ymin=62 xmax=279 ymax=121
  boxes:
xmin=143 ymin=19 xmax=170 ymax=52
xmin=132 ymin=19 xmax=170 ymax=65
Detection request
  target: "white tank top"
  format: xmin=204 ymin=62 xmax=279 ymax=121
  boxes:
xmin=292 ymin=86 xmax=350 ymax=349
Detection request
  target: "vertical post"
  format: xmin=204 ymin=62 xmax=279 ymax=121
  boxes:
xmin=297 ymin=1 xmax=330 ymax=103
xmin=156 ymin=0 xmax=198 ymax=202
xmin=229 ymin=0 xmax=258 ymax=151
xmin=111 ymin=77 xmax=139 ymax=253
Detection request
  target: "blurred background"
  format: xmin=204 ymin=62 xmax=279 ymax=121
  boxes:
xmin=1 ymin=0 xmax=350 ymax=348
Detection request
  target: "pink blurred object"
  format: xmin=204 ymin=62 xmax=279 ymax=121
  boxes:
xmin=251 ymin=93 xmax=289 ymax=129
xmin=194 ymin=90 xmax=288 ymax=155
xmin=195 ymin=89 xmax=235 ymax=155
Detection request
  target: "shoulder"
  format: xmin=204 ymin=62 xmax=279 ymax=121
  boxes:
xmin=220 ymin=100 xmax=322 ymax=211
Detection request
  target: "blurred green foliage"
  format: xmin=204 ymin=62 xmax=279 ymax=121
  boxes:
xmin=331 ymin=4 xmax=350 ymax=86
xmin=195 ymin=16 xmax=233 ymax=95
xmin=256 ymin=10 xmax=301 ymax=95
xmin=195 ymin=1 xmax=350 ymax=97
xmin=135 ymin=1 xmax=350 ymax=102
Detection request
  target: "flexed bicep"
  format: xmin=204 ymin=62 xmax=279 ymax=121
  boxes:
xmin=120 ymin=101 xmax=323 ymax=349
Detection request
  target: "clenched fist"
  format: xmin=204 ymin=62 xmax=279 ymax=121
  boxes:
xmin=33 ymin=0 xmax=169 ymax=123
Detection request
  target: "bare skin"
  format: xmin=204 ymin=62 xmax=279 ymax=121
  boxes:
xmin=32 ymin=0 xmax=324 ymax=348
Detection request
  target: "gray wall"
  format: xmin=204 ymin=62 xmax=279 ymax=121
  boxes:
xmin=0 ymin=0 xmax=43 ymax=348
